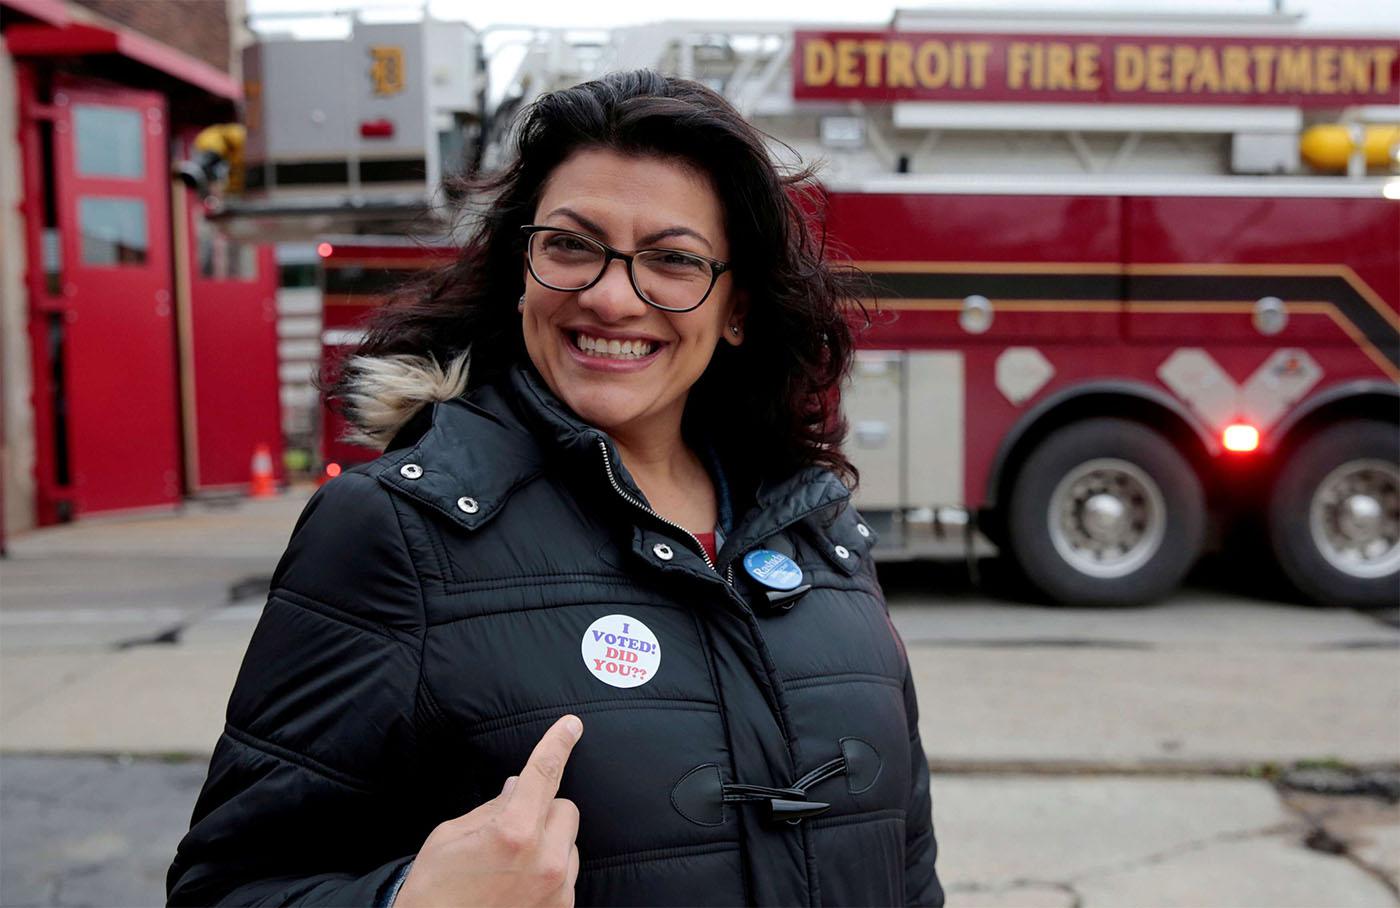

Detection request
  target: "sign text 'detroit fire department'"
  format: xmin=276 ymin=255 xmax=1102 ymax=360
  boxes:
xmin=794 ymin=32 xmax=1400 ymax=106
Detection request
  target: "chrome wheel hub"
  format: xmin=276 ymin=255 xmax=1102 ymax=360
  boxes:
xmin=1049 ymin=458 xmax=1167 ymax=579
xmin=1309 ymin=459 xmax=1400 ymax=580
xmin=1081 ymin=493 xmax=1128 ymax=542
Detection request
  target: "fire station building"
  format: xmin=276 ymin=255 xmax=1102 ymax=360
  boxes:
xmin=0 ymin=0 xmax=281 ymax=544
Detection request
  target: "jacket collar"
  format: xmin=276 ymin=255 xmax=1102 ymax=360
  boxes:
xmin=721 ymin=466 xmax=850 ymax=567
xmin=373 ymin=361 xmax=852 ymax=555
xmin=506 ymin=363 xmax=853 ymax=540
xmin=506 ymin=363 xmax=617 ymax=464
xmin=373 ymin=379 xmax=548 ymax=532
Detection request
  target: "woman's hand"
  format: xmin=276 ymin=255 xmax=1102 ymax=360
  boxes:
xmin=393 ymin=715 xmax=584 ymax=907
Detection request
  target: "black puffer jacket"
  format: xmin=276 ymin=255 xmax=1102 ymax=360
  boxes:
xmin=168 ymin=362 xmax=943 ymax=907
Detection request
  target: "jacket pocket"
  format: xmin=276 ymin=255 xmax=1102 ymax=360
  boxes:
xmin=807 ymin=808 xmax=906 ymax=907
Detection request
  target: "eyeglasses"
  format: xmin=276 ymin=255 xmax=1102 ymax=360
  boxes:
xmin=521 ymin=225 xmax=730 ymax=313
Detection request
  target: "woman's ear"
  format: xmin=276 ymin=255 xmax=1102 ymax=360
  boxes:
xmin=723 ymin=291 xmax=750 ymax=347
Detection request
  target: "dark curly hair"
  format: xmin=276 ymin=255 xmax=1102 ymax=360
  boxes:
xmin=331 ymin=69 xmax=866 ymax=489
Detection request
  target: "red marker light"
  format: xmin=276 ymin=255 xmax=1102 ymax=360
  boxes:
xmin=359 ymin=119 xmax=394 ymax=138
xmin=325 ymin=462 xmax=342 ymax=478
xmin=1223 ymin=423 xmax=1260 ymax=453
xmin=316 ymin=242 xmax=334 ymax=258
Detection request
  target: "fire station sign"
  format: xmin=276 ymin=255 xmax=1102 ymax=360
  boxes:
xmin=793 ymin=32 xmax=1400 ymax=107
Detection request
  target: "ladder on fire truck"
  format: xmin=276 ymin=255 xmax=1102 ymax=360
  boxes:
xmin=489 ymin=10 xmax=1397 ymax=182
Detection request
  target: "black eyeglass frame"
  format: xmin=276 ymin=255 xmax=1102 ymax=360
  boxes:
xmin=520 ymin=224 xmax=730 ymax=313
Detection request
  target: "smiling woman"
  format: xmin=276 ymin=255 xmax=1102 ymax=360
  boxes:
xmin=518 ymin=150 xmax=743 ymax=530
xmin=167 ymin=70 xmax=944 ymax=908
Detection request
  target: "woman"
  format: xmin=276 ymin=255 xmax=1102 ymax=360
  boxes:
xmin=167 ymin=70 xmax=944 ymax=907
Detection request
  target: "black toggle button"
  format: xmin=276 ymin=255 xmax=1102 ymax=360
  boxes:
xmin=766 ymin=797 xmax=832 ymax=824
xmin=718 ymin=754 xmax=848 ymax=826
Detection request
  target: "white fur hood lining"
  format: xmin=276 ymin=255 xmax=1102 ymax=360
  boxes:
xmin=338 ymin=352 xmax=470 ymax=451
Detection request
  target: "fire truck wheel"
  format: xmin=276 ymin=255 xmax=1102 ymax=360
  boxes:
xmin=1007 ymin=418 xmax=1205 ymax=606
xmin=1268 ymin=420 xmax=1400 ymax=608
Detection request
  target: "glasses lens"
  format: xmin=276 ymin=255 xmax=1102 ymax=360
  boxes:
xmin=634 ymin=249 xmax=713 ymax=311
xmin=529 ymin=230 xmax=605 ymax=290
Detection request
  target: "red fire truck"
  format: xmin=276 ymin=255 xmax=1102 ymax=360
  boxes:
xmin=233 ymin=12 xmax=1399 ymax=607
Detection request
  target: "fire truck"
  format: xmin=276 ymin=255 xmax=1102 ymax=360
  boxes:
xmin=226 ymin=10 xmax=1400 ymax=608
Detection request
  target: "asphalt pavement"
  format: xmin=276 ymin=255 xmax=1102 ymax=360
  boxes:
xmin=1 ymin=487 xmax=1397 ymax=907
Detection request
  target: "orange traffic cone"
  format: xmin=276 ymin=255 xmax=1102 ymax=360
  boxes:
xmin=249 ymin=443 xmax=277 ymax=498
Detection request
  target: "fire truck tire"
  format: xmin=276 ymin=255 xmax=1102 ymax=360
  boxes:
xmin=1268 ymin=420 xmax=1400 ymax=608
xmin=1006 ymin=418 xmax=1205 ymax=606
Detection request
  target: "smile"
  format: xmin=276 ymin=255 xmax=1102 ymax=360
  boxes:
xmin=571 ymin=331 xmax=659 ymax=360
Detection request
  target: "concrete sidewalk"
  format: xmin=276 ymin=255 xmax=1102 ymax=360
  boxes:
xmin=4 ymin=608 xmax=1398 ymax=765
xmin=4 ymin=754 xmax=1396 ymax=908
xmin=1 ymin=489 xmax=1398 ymax=907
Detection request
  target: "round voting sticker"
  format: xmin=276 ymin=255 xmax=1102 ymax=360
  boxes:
xmin=581 ymin=614 xmax=661 ymax=688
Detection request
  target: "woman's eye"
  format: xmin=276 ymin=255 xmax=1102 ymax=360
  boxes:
xmin=545 ymin=235 xmax=590 ymax=252
xmin=654 ymin=252 xmax=707 ymax=273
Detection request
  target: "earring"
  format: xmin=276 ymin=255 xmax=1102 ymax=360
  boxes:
xmin=517 ymin=293 xmax=525 ymax=312
xmin=730 ymin=324 xmax=741 ymax=336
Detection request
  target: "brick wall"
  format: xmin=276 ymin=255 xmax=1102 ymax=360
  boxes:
xmin=71 ymin=0 xmax=231 ymax=73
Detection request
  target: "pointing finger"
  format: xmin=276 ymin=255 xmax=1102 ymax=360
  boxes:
xmin=504 ymin=715 xmax=583 ymax=821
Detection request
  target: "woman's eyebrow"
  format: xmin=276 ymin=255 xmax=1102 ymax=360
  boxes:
xmin=638 ymin=226 xmax=713 ymax=252
xmin=543 ymin=207 xmax=713 ymax=252
xmin=545 ymin=207 xmax=607 ymax=237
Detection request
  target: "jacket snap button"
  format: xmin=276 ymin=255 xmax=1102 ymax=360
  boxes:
xmin=856 ymin=523 xmax=871 ymax=538
xmin=457 ymin=496 xmax=479 ymax=514
xmin=653 ymin=543 xmax=674 ymax=561
xmin=834 ymin=544 xmax=851 ymax=559
xmin=399 ymin=463 xmax=423 ymax=480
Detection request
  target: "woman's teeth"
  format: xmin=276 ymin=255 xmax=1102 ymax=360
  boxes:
xmin=573 ymin=333 xmax=656 ymax=359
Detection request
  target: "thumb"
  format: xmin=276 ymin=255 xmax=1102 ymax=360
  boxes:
xmin=500 ymin=775 xmax=519 ymax=799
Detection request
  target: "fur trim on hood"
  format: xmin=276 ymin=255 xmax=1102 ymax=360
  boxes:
xmin=338 ymin=351 xmax=470 ymax=451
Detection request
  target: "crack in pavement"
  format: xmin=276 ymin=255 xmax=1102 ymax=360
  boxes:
xmin=1278 ymin=790 xmax=1400 ymax=901
xmin=1067 ymin=819 xmax=1304 ymax=885
xmin=904 ymin=638 xmax=1154 ymax=650
xmin=946 ymin=879 xmax=1083 ymax=908
xmin=109 ymin=576 xmax=268 ymax=651
xmin=929 ymin=760 xmax=1400 ymax=777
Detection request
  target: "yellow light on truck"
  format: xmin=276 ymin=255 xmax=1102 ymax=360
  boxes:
xmin=1300 ymin=124 xmax=1400 ymax=172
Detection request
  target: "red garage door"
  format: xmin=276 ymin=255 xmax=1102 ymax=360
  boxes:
xmin=182 ymin=185 xmax=283 ymax=490
xmin=48 ymin=80 xmax=181 ymax=516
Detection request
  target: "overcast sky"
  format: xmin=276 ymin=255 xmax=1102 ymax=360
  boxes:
xmin=246 ymin=0 xmax=1400 ymax=35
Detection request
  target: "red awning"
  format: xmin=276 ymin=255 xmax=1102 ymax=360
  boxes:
xmin=4 ymin=19 xmax=240 ymax=101
xmin=0 ymin=0 xmax=69 ymax=26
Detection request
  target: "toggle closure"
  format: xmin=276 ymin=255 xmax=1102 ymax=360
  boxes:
xmin=721 ymin=755 xmax=847 ymax=826
xmin=672 ymin=745 xmax=879 ymax=828
xmin=766 ymin=798 xmax=833 ymax=824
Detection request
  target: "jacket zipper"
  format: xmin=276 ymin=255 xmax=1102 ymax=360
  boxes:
xmin=596 ymin=438 xmax=723 ymax=576
xmin=596 ymin=439 xmax=849 ymax=588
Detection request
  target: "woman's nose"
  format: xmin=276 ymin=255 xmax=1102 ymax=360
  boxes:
xmin=576 ymin=259 xmax=648 ymax=322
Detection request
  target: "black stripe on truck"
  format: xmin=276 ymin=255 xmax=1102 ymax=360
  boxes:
xmin=866 ymin=270 xmax=1399 ymax=370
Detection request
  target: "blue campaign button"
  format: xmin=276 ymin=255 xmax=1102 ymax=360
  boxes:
xmin=743 ymin=549 xmax=804 ymax=591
